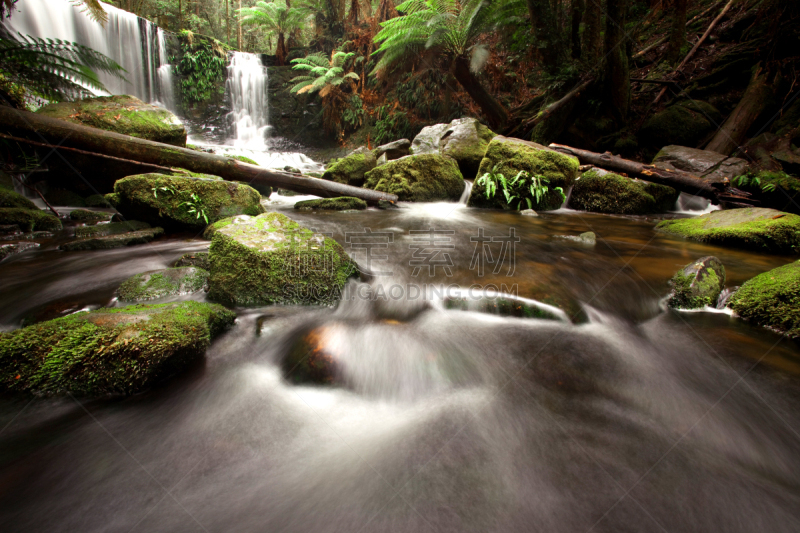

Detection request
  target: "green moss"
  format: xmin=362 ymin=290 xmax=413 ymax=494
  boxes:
xmin=69 ymin=209 xmax=113 ymax=223
xmin=439 ymin=118 xmax=496 ymax=178
xmin=322 ymin=151 xmax=377 ymax=187
xmin=467 ymin=137 xmax=579 ymax=211
xmin=229 ymin=155 xmax=259 ymax=166
xmin=0 ymin=301 xmax=235 ymax=396
xmin=728 ymin=261 xmax=800 ymax=337
xmin=667 ymin=257 xmax=725 ymax=309
xmin=363 ymin=154 xmax=464 ymax=202
xmin=207 ymin=213 xmax=358 ymax=306
xmin=656 ymin=208 xmax=800 ymax=254
xmin=640 ymin=100 xmax=720 ymax=147
xmin=173 ymin=252 xmax=210 ymax=270
xmin=733 ymin=171 xmax=800 ymax=215
xmin=0 ymin=208 xmax=62 ymax=232
xmin=294 ymin=197 xmax=368 ymax=211
xmin=85 ymin=194 xmax=112 ymax=208
xmin=568 ymin=171 xmax=678 ymax=214
xmin=44 ymin=189 xmax=85 ymax=207
xmin=113 ymin=174 xmax=264 ymax=232
xmin=0 ymin=188 xmax=37 ymax=210
xmin=117 ymin=267 xmax=209 ymax=301
xmin=104 ymin=193 xmax=120 ymax=207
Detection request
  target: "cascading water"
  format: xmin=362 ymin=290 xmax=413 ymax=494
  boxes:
xmin=227 ymin=52 xmax=270 ymax=150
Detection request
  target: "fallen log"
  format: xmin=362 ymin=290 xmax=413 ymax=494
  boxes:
xmin=0 ymin=106 xmax=398 ymax=205
xmin=548 ymin=143 xmax=756 ymax=205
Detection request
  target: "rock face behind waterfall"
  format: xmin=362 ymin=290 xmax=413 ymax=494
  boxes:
xmin=668 ymin=256 xmax=726 ymax=309
xmin=206 ymin=213 xmax=357 ymax=306
xmin=363 ymin=154 xmax=465 ymax=202
xmin=109 ymin=174 xmax=264 ymax=232
xmin=569 ymin=169 xmax=678 ymax=215
xmin=0 ymin=302 xmax=235 ymax=396
xmin=728 ymin=260 xmax=800 ymax=338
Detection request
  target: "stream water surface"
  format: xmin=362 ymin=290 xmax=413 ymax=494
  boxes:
xmin=1 ymin=201 xmax=800 ymax=532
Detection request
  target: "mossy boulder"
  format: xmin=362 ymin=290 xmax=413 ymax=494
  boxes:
xmin=174 ymin=252 xmax=210 ymax=270
xmin=439 ymin=118 xmax=496 ymax=179
xmin=44 ymin=189 xmax=85 ymax=207
xmin=373 ymin=139 xmax=411 ymax=161
xmin=0 ymin=188 xmax=36 ymax=210
xmin=656 ymin=208 xmax=800 ymax=254
xmin=321 ymin=147 xmax=377 ymax=187
xmin=728 ymin=261 xmax=800 ymax=338
xmin=112 ymin=174 xmax=264 ymax=232
xmin=69 ymin=209 xmax=113 ymax=223
xmin=85 ymin=194 xmax=113 ymax=208
xmin=207 ymin=213 xmax=357 ymax=306
xmin=568 ymin=170 xmax=679 ymax=214
xmin=294 ymin=197 xmax=367 ymax=211
xmin=37 ymin=95 xmax=187 ymax=147
xmin=117 ymin=267 xmax=209 ymax=302
xmin=363 ymin=154 xmax=465 ymax=202
xmin=0 ymin=301 xmax=235 ymax=396
xmin=467 ymin=136 xmax=580 ymax=210
xmin=667 ymin=256 xmax=726 ymax=309
xmin=0 ymin=208 xmax=62 ymax=232
xmin=640 ymin=100 xmax=721 ymax=148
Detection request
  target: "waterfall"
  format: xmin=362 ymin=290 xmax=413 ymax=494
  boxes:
xmin=5 ymin=0 xmax=178 ymax=112
xmin=226 ymin=52 xmax=270 ymax=150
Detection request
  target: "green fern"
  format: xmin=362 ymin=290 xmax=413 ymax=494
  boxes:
xmin=289 ymin=51 xmax=360 ymax=96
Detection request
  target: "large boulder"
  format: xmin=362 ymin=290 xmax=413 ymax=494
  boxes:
xmin=439 ymin=118 xmax=496 ymax=178
xmin=321 ymin=147 xmax=377 ymax=187
xmin=207 ymin=213 xmax=357 ymax=306
xmin=0 ymin=301 xmax=235 ymax=396
xmin=467 ymin=136 xmax=580 ymax=211
xmin=363 ymin=154 xmax=465 ymax=202
xmin=0 ymin=188 xmax=37 ymax=210
xmin=656 ymin=208 xmax=800 ymax=254
xmin=37 ymin=95 xmax=187 ymax=146
xmin=112 ymin=174 xmax=264 ymax=232
xmin=0 ymin=208 xmax=62 ymax=232
xmin=409 ymin=123 xmax=450 ymax=155
xmin=569 ymin=170 xmax=678 ymax=214
xmin=652 ymin=145 xmax=749 ymax=184
xmin=373 ymin=139 xmax=411 ymax=161
xmin=728 ymin=261 xmax=800 ymax=338
xmin=667 ymin=256 xmax=726 ymax=309
xmin=117 ymin=267 xmax=210 ymax=302
xmin=640 ymin=100 xmax=721 ymax=148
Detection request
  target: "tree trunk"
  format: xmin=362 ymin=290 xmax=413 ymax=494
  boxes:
xmin=348 ymin=0 xmax=359 ymax=25
xmin=583 ymin=0 xmax=603 ymax=62
xmin=667 ymin=0 xmax=687 ymax=64
xmin=453 ymin=57 xmax=509 ymax=129
xmin=571 ymin=0 xmax=584 ymax=60
xmin=706 ymin=63 xmax=774 ymax=156
xmin=0 ymin=107 xmax=398 ymax=205
xmin=226 ymin=0 xmax=230 ymax=45
xmin=604 ymin=0 xmax=630 ymax=122
xmin=237 ymin=0 xmax=242 ymax=50
xmin=376 ymin=0 xmax=397 ymax=22
xmin=526 ymin=0 xmax=563 ymax=72
xmin=276 ymin=33 xmax=287 ymax=66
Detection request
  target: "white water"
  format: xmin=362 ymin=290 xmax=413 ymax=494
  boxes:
xmin=227 ymin=52 xmax=270 ymax=150
xmin=671 ymin=192 xmax=720 ymax=215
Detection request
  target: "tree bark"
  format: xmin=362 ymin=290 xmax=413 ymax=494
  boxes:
xmin=526 ymin=0 xmax=563 ymax=72
xmin=667 ymin=0 xmax=687 ymax=64
xmin=276 ymin=33 xmax=287 ymax=66
xmin=453 ymin=57 xmax=508 ymax=129
xmin=604 ymin=0 xmax=630 ymax=122
xmin=237 ymin=0 xmax=242 ymax=50
xmin=571 ymin=0 xmax=584 ymax=60
xmin=583 ymin=0 xmax=603 ymax=63
xmin=376 ymin=0 xmax=397 ymax=22
xmin=0 ymin=107 xmax=398 ymax=205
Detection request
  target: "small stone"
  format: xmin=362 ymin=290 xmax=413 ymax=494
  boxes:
xmin=520 ymin=209 xmax=538 ymax=217
xmin=667 ymin=256 xmax=726 ymax=309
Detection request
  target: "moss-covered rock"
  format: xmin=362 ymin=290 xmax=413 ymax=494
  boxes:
xmin=74 ymin=220 xmax=151 ymax=238
xmin=227 ymin=156 xmax=272 ymax=197
xmin=207 ymin=213 xmax=357 ymax=306
xmin=568 ymin=170 xmax=679 ymax=214
xmin=439 ymin=118 xmax=496 ymax=179
xmin=0 ymin=188 xmax=37 ymax=210
xmin=37 ymin=95 xmax=187 ymax=147
xmin=60 ymin=227 xmax=164 ymax=251
xmin=667 ymin=256 xmax=726 ymax=309
xmin=728 ymin=261 xmax=800 ymax=338
xmin=44 ymin=189 xmax=85 ymax=207
xmin=69 ymin=209 xmax=113 ymax=223
xmin=321 ymin=147 xmax=377 ymax=187
xmin=0 ymin=208 xmax=62 ymax=232
xmin=656 ymin=208 xmax=800 ymax=254
xmin=117 ymin=267 xmax=209 ymax=301
xmin=0 ymin=301 xmax=234 ymax=396
xmin=640 ymin=100 xmax=721 ymax=148
xmin=294 ymin=197 xmax=368 ymax=211
xmin=112 ymin=174 xmax=264 ymax=232
xmin=174 ymin=252 xmax=210 ymax=270
xmin=363 ymin=154 xmax=464 ymax=202
xmin=467 ymin=136 xmax=580 ymax=211
xmin=85 ymin=194 xmax=112 ymax=208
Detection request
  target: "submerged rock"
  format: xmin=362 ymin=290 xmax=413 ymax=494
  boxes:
xmin=652 ymin=145 xmax=748 ymax=184
xmin=283 ymin=325 xmax=342 ymax=384
xmin=294 ymin=197 xmax=367 ymax=211
xmin=207 ymin=213 xmax=357 ymax=306
xmin=117 ymin=267 xmax=209 ymax=302
xmin=0 ymin=242 xmax=39 ymax=262
xmin=363 ymin=154 xmax=464 ymax=202
xmin=668 ymin=256 xmax=726 ymax=309
xmin=0 ymin=188 xmax=37 ymax=210
xmin=112 ymin=174 xmax=264 ymax=232
xmin=0 ymin=301 xmax=235 ymax=396
xmin=569 ymin=170 xmax=678 ymax=214
xmin=520 ymin=209 xmax=538 ymax=217
xmin=373 ymin=139 xmax=411 ymax=161
xmin=60 ymin=227 xmax=164 ymax=251
xmin=728 ymin=261 xmax=800 ymax=337
xmin=37 ymin=95 xmax=187 ymax=147
xmin=0 ymin=208 xmax=62 ymax=232
xmin=69 ymin=209 xmax=113 ymax=223
xmin=656 ymin=208 xmax=800 ymax=254
xmin=467 ymin=136 xmax=579 ymax=211
xmin=321 ymin=147 xmax=377 ymax=187
xmin=555 ymin=232 xmax=597 ymax=245
xmin=173 ymin=252 xmax=210 ymax=270
xmin=438 ymin=117 xmax=496 ymax=179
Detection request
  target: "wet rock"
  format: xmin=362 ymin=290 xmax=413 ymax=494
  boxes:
xmin=0 ymin=242 xmax=39 ymax=262
xmin=409 ymin=123 xmax=450 ymax=155
xmin=728 ymin=260 xmax=800 ymax=338
xmin=555 ymin=232 xmax=597 ymax=245
xmin=667 ymin=256 xmax=726 ymax=309
xmin=283 ymin=325 xmax=342 ymax=384
xmin=363 ymin=154 xmax=465 ymax=202
xmin=283 ymin=165 xmax=302 ymax=174
xmin=59 ymin=227 xmax=164 ymax=251
xmin=321 ymin=147 xmax=377 ymax=187
xmin=37 ymin=95 xmax=187 ymax=147
xmin=44 ymin=189 xmax=85 ymax=207
xmin=467 ymin=136 xmax=579 ymax=211
xmin=656 ymin=208 xmax=800 ymax=254
xmin=439 ymin=117 xmax=496 ymax=179
xmin=117 ymin=267 xmax=209 ymax=302
xmin=74 ymin=220 xmax=151 ymax=238
xmin=652 ymin=145 xmax=749 ymax=184
xmin=0 ymin=301 xmax=235 ymax=396
xmin=206 ymin=213 xmax=357 ymax=306
xmin=173 ymin=252 xmax=210 ymax=270
xmin=0 ymin=208 xmax=62 ymax=232
xmin=373 ymin=139 xmax=411 ymax=161
xmin=520 ymin=209 xmax=538 ymax=217
xmin=569 ymin=170 xmax=679 ymax=214
xmin=113 ymin=174 xmax=264 ymax=232
xmin=0 ymin=188 xmax=37 ymax=210
xmin=444 ymin=295 xmax=566 ymax=321
xmin=85 ymin=194 xmax=113 ymax=208
xmin=0 ymin=224 xmax=21 ymax=235
xmin=294 ymin=197 xmax=367 ymax=211
xmin=69 ymin=209 xmax=113 ymax=224
xmin=640 ymin=100 xmax=721 ymax=148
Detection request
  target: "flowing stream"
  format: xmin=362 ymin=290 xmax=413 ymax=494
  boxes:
xmin=1 ymin=203 xmax=800 ymax=532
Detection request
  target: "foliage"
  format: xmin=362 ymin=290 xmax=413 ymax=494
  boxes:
xmin=179 ymin=192 xmax=210 ymax=224
xmin=175 ymin=31 xmax=227 ymax=106
xmin=239 ymin=0 xmax=309 ymax=64
xmin=734 ymin=173 xmax=778 ymax=193
xmin=373 ymin=103 xmax=413 ymax=144
xmin=476 ymin=165 xmax=564 ymax=210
